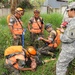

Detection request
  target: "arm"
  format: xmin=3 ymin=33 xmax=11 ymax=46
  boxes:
xmin=28 ymin=23 xmax=31 ymax=32
xmin=40 ymin=18 xmax=44 ymax=33
xmin=18 ymin=67 xmax=34 ymax=71
xmin=40 ymin=37 xmax=51 ymax=43
xmin=28 ymin=17 xmax=33 ymax=32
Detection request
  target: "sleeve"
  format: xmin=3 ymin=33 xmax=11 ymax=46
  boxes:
xmin=28 ymin=17 xmax=33 ymax=24
xmin=9 ymin=17 xmax=15 ymax=26
xmin=60 ymin=19 xmax=75 ymax=43
xmin=48 ymin=32 xmax=56 ymax=42
xmin=40 ymin=17 xmax=44 ymax=24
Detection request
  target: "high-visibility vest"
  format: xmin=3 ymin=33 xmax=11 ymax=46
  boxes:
xmin=30 ymin=17 xmax=42 ymax=33
xmin=12 ymin=19 xmax=23 ymax=35
xmin=7 ymin=15 xmax=23 ymax=35
xmin=48 ymin=29 xmax=61 ymax=48
xmin=5 ymin=46 xmax=25 ymax=69
xmin=5 ymin=53 xmax=25 ymax=69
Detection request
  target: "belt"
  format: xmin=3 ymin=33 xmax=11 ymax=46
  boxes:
xmin=13 ymin=28 xmax=22 ymax=30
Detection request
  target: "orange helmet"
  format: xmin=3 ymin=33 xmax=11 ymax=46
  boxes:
xmin=26 ymin=46 xmax=37 ymax=56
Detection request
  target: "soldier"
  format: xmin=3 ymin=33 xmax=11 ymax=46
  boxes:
xmin=56 ymin=2 xmax=75 ymax=75
xmin=38 ymin=23 xmax=57 ymax=58
xmin=28 ymin=9 xmax=44 ymax=48
xmin=8 ymin=7 xmax=24 ymax=45
xmin=4 ymin=46 xmax=37 ymax=75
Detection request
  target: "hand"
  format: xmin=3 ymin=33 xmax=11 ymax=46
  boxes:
xmin=29 ymin=29 xmax=31 ymax=32
xmin=57 ymin=28 xmax=64 ymax=33
xmin=39 ymin=37 xmax=44 ymax=40
xmin=13 ymin=34 xmax=17 ymax=39
xmin=31 ymin=68 xmax=35 ymax=72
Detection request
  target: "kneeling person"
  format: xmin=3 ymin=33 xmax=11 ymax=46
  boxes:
xmin=4 ymin=46 xmax=37 ymax=75
xmin=38 ymin=23 xmax=60 ymax=58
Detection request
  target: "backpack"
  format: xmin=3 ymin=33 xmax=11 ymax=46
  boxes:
xmin=7 ymin=14 xmax=12 ymax=24
xmin=53 ymin=29 xmax=61 ymax=48
xmin=4 ymin=46 xmax=23 ymax=56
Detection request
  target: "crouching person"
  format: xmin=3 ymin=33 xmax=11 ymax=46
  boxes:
xmin=4 ymin=46 xmax=37 ymax=75
xmin=38 ymin=23 xmax=61 ymax=58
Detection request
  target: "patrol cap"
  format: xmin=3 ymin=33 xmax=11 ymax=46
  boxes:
xmin=45 ymin=23 xmax=52 ymax=30
xmin=66 ymin=2 xmax=75 ymax=11
xmin=34 ymin=9 xmax=40 ymax=13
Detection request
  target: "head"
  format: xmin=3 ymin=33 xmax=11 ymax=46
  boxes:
xmin=66 ymin=2 xmax=75 ymax=18
xmin=45 ymin=23 xmax=52 ymax=32
xmin=15 ymin=7 xmax=24 ymax=18
xmin=34 ymin=9 xmax=40 ymax=18
xmin=25 ymin=46 xmax=37 ymax=57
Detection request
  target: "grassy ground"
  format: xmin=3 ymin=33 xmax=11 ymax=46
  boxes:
xmin=0 ymin=9 xmax=75 ymax=75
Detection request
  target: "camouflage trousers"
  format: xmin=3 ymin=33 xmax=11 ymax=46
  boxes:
xmin=30 ymin=32 xmax=43 ymax=48
xmin=56 ymin=42 xmax=75 ymax=75
xmin=4 ymin=63 xmax=21 ymax=75
xmin=13 ymin=35 xmax=22 ymax=46
xmin=38 ymin=46 xmax=55 ymax=57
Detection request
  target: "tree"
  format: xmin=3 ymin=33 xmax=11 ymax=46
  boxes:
xmin=10 ymin=0 xmax=18 ymax=14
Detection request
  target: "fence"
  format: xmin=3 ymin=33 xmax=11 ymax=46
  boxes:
xmin=0 ymin=8 xmax=10 ymax=16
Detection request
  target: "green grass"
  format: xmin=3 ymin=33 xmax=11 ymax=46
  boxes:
xmin=0 ymin=10 xmax=75 ymax=75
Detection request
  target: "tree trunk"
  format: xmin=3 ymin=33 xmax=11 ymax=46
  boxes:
xmin=10 ymin=0 xmax=18 ymax=14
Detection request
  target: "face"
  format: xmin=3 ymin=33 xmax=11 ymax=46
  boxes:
xmin=16 ymin=10 xmax=24 ymax=18
xmin=67 ymin=10 xmax=75 ymax=18
xmin=34 ymin=12 xmax=40 ymax=18
xmin=46 ymin=27 xmax=52 ymax=32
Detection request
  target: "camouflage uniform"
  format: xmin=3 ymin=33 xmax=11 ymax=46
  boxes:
xmin=38 ymin=29 xmax=56 ymax=57
xmin=28 ymin=17 xmax=44 ymax=48
xmin=9 ymin=16 xmax=22 ymax=45
xmin=4 ymin=63 xmax=21 ymax=75
xmin=56 ymin=17 xmax=75 ymax=75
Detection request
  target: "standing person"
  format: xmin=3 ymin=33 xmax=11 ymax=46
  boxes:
xmin=4 ymin=46 xmax=37 ymax=75
xmin=28 ymin=9 xmax=44 ymax=48
xmin=8 ymin=7 xmax=24 ymax=45
xmin=56 ymin=2 xmax=75 ymax=75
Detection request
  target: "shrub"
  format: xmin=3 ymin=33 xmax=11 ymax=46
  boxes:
xmin=0 ymin=12 xmax=63 ymax=55
xmin=18 ymin=1 xmax=33 ymax=9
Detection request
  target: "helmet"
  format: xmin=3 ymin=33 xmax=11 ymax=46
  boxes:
xmin=15 ymin=7 xmax=23 ymax=12
xmin=45 ymin=23 xmax=52 ymax=30
xmin=34 ymin=9 xmax=40 ymax=13
xmin=26 ymin=46 xmax=36 ymax=56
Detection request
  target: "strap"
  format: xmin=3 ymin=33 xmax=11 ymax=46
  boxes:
xmin=35 ymin=17 xmax=42 ymax=32
xmin=13 ymin=15 xmax=23 ymax=30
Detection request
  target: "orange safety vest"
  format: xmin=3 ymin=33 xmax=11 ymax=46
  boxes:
xmin=30 ymin=17 xmax=42 ymax=33
xmin=12 ymin=17 xmax=23 ymax=35
xmin=6 ymin=54 xmax=25 ymax=69
xmin=5 ymin=46 xmax=25 ymax=69
xmin=48 ymin=29 xmax=61 ymax=48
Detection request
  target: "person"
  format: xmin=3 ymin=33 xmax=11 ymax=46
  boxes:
xmin=38 ymin=23 xmax=60 ymax=58
xmin=28 ymin=9 xmax=44 ymax=48
xmin=56 ymin=2 xmax=75 ymax=75
xmin=8 ymin=7 xmax=24 ymax=45
xmin=60 ymin=16 xmax=72 ymax=28
xmin=4 ymin=46 xmax=37 ymax=75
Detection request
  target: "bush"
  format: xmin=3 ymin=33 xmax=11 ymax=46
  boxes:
xmin=41 ymin=13 xmax=63 ymax=29
xmin=0 ymin=12 xmax=63 ymax=56
xmin=18 ymin=1 xmax=33 ymax=9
